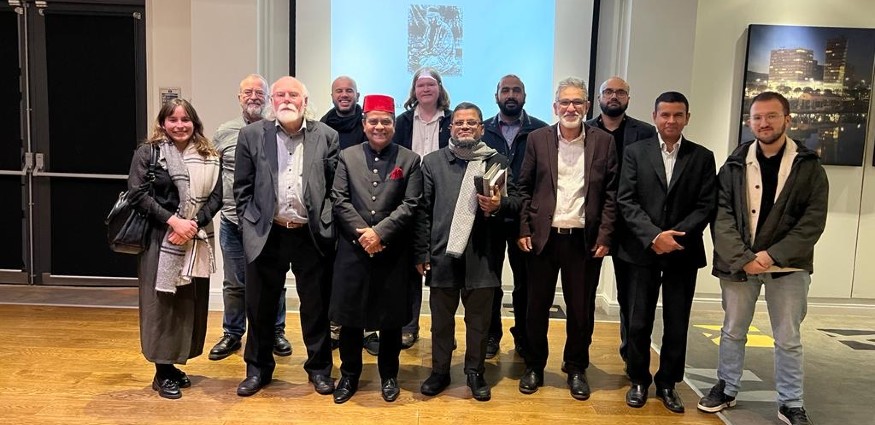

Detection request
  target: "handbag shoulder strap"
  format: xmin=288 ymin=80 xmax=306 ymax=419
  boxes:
xmin=146 ymin=144 xmax=158 ymax=182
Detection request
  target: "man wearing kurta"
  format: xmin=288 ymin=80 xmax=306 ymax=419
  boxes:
xmin=329 ymin=94 xmax=423 ymax=404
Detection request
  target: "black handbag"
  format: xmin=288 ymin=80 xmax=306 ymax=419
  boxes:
xmin=106 ymin=145 xmax=158 ymax=254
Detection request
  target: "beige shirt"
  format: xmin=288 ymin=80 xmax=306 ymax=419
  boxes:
xmin=410 ymin=106 xmax=442 ymax=157
xmin=552 ymin=126 xmax=587 ymax=228
xmin=744 ymin=137 xmax=803 ymax=273
xmin=658 ymin=134 xmax=682 ymax=186
xmin=275 ymin=120 xmax=308 ymax=223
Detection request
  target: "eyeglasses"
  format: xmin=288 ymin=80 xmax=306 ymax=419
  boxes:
xmin=556 ymin=99 xmax=586 ymax=108
xmin=452 ymin=120 xmax=481 ymax=127
xmin=602 ymin=88 xmax=628 ymax=98
xmin=751 ymin=113 xmax=786 ymax=122
xmin=241 ymin=89 xmax=266 ymax=97
xmin=365 ymin=118 xmax=394 ymax=126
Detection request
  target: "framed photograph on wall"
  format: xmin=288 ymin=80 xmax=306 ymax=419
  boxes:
xmin=740 ymin=24 xmax=875 ymax=166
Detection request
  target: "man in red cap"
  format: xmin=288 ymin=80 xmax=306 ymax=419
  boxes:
xmin=327 ymin=94 xmax=423 ymax=404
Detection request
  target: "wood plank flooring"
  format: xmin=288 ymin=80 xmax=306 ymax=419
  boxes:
xmin=0 ymin=304 xmax=722 ymax=424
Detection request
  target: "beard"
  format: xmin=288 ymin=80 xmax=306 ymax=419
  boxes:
xmin=450 ymin=136 xmax=478 ymax=148
xmin=497 ymin=99 xmax=523 ymax=118
xmin=276 ymin=105 xmax=301 ymax=126
xmin=559 ymin=114 xmax=582 ymax=129
xmin=756 ymin=121 xmax=788 ymax=145
xmin=243 ymin=102 xmax=264 ymax=120
xmin=599 ymin=100 xmax=627 ymax=118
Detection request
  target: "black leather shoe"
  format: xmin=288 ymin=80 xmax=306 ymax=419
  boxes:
xmin=237 ymin=375 xmax=268 ymax=397
xmin=401 ymin=331 xmax=419 ymax=349
xmin=273 ymin=333 xmax=292 ymax=356
xmin=626 ymin=383 xmax=648 ymax=408
xmin=333 ymin=376 xmax=358 ymax=404
xmin=209 ymin=334 xmax=242 ymax=360
xmin=171 ymin=367 xmax=191 ymax=388
xmin=309 ymin=374 xmax=335 ymax=395
xmin=152 ymin=375 xmax=181 ymax=399
xmin=657 ymin=388 xmax=685 ymax=413
xmin=381 ymin=377 xmax=400 ymax=402
xmin=363 ymin=332 xmax=380 ymax=356
xmin=485 ymin=336 xmax=500 ymax=359
xmin=420 ymin=372 xmax=451 ymax=396
xmin=568 ymin=372 xmax=591 ymax=400
xmin=466 ymin=372 xmax=491 ymax=401
xmin=519 ymin=368 xmax=544 ymax=394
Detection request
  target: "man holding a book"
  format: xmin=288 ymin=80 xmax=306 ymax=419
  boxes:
xmin=413 ymin=102 xmax=520 ymax=402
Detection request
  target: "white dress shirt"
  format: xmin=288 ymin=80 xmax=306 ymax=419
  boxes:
xmin=658 ymin=134 xmax=682 ymax=186
xmin=275 ymin=120 xmax=308 ymax=223
xmin=410 ymin=106 xmax=442 ymax=157
xmin=552 ymin=126 xmax=587 ymax=228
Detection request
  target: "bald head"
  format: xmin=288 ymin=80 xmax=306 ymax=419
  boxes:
xmin=330 ymin=76 xmax=360 ymax=116
xmin=598 ymin=76 xmax=631 ymax=118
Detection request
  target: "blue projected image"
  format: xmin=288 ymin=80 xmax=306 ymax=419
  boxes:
xmin=330 ymin=0 xmax=556 ymax=121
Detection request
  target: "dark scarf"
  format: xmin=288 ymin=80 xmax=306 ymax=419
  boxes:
xmin=321 ymin=104 xmax=365 ymax=149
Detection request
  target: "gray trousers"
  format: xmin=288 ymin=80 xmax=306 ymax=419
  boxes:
xmin=429 ymin=287 xmax=494 ymax=375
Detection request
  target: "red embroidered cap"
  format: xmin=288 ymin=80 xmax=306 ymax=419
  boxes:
xmin=362 ymin=94 xmax=395 ymax=115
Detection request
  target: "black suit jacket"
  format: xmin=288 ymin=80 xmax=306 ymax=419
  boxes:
xmin=585 ymin=115 xmax=656 ymax=163
xmin=233 ymin=119 xmax=339 ymax=262
xmin=518 ymin=124 xmax=619 ymax=255
xmin=615 ymin=136 xmax=716 ymax=267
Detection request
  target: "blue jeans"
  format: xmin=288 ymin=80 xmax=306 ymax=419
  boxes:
xmin=220 ymin=216 xmax=286 ymax=337
xmin=717 ymin=271 xmax=810 ymax=408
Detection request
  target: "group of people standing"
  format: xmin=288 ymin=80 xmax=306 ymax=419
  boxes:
xmin=127 ymin=67 xmax=826 ymax=425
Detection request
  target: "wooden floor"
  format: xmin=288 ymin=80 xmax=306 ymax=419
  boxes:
xmin=0 ymin=304 xmax=722 ymax=424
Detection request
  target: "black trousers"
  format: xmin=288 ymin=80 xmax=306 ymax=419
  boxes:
xmin=525 ymin=231 xmax=602 ymax=373
xmin=625 ymin=261 xmax=697 ymax=389
xmin=339 ymin=326 xmax=401 ymax=380
xmin=487 ymin=221 xmax=529 ymax=349
xmin=613 ymin=257 xmax=633 ymax=362
xmin=243 ymin=225 xmax=333 ymax=380
xmin=429 ymin=286 xmax=493 ymax=374
xmin=402 ymin=271 xmax=422 ymax=334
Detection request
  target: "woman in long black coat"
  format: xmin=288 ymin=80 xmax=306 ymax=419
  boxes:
xmin=128 ymin=98 xmax=222 ymax=399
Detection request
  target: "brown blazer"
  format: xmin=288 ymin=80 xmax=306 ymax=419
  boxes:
xmin=517 ymin=123 xmax=618 ymax=255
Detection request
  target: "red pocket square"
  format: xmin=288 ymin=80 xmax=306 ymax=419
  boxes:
xmin=389 ymin=166 xmax=404 ymax=180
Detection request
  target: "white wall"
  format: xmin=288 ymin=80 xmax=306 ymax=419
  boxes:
xmin=594 ymin=0 xmax=875 ymax=304
xmin=146 ymin=0 xmax=875 ymax=306
xmin=147 ymin=0 xmax=273 ymax=307
xmin=687 ymin=0 xmax=874 ymax=298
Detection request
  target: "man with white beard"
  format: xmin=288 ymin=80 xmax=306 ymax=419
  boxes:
xmin=209 ymin=74 xmax=293 ymax=362
xmin=234 ymin=76 xmax=339 ymax=397
xmin=516 ymin=77 xmax=618 ymax=401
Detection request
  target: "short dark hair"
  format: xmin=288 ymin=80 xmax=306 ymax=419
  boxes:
xmin=654 ymin=91 xmax=689 ymax=113
xmin=452 ymin=102 xmax=483 ymax=122
xmin=751 ymin=91 xmax=790 ymax=115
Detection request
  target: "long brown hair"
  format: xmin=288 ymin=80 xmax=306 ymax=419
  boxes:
xmin=146 ymin=98 xmax=217 ymax=158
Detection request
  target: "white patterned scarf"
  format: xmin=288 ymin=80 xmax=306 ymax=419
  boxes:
xmin=155 ymin=140 xmax=220 ymax=293
xmin=445 ymin=138 xmax=496 ymax=258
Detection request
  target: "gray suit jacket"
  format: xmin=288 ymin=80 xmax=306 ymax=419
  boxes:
xmin=233 ymin=119 xmax=339 ymax=262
